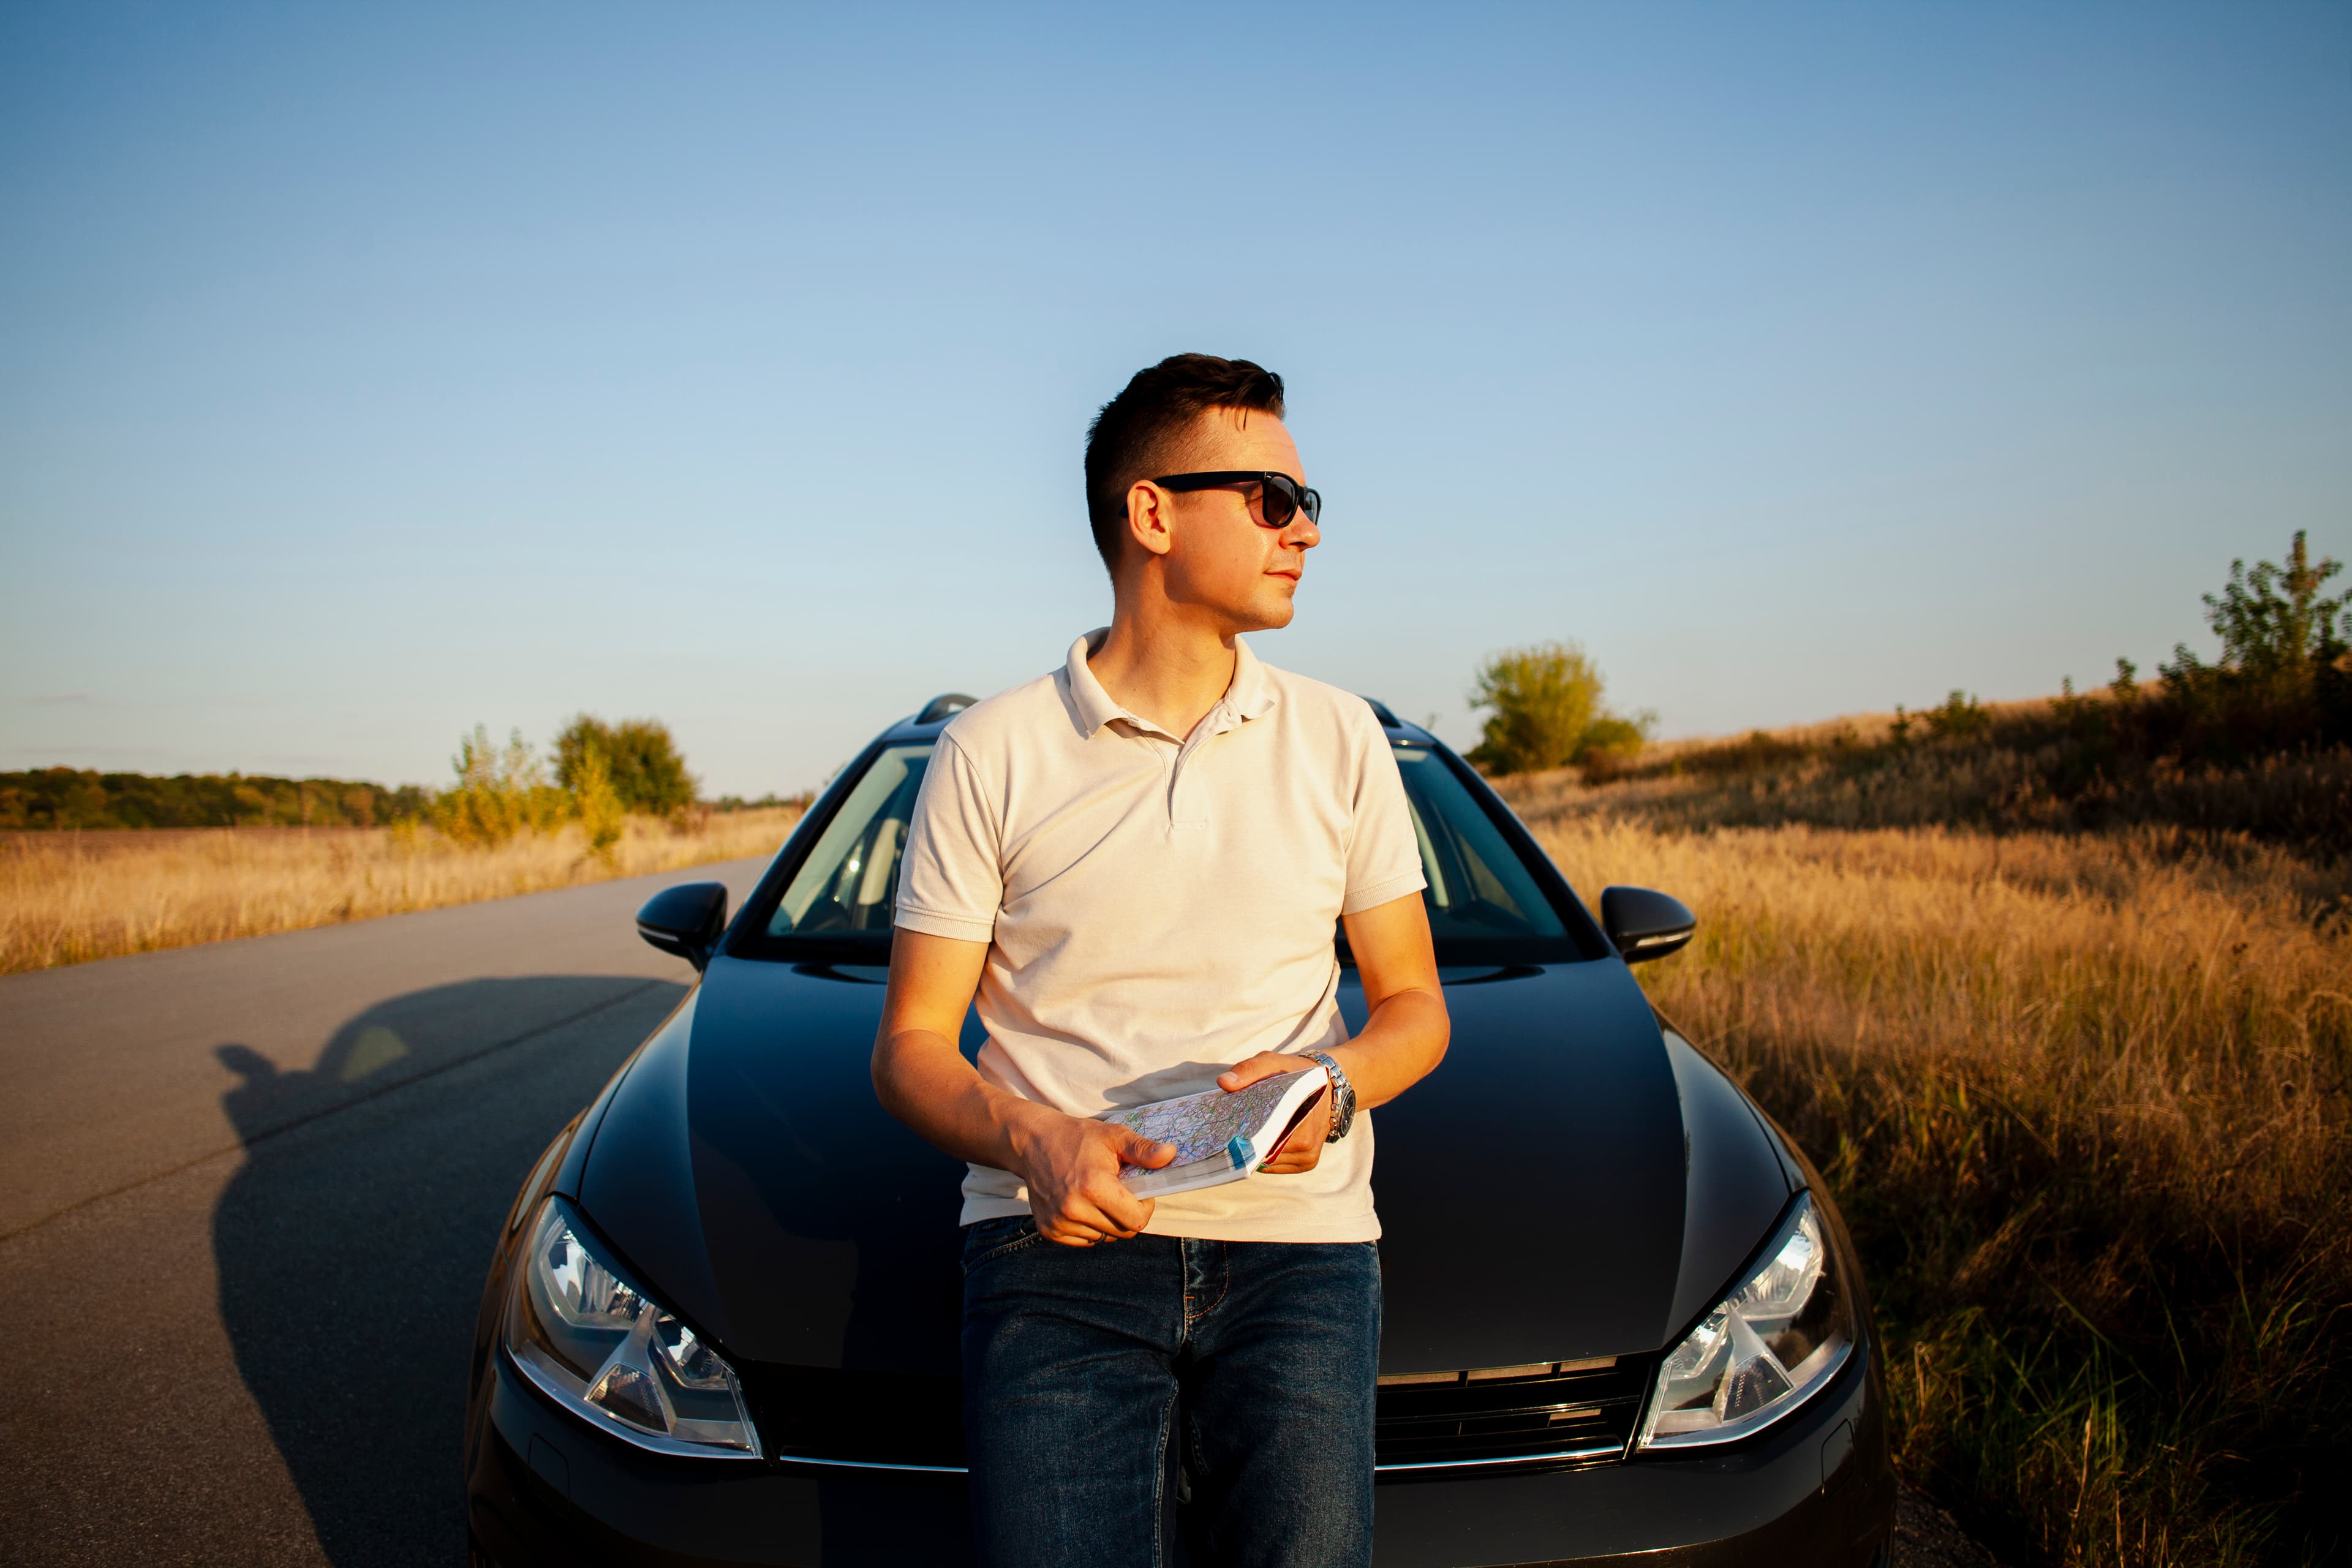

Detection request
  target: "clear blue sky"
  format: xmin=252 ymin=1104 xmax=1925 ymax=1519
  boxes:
xmin=4 ymin=2 xmax=2346 ymax=796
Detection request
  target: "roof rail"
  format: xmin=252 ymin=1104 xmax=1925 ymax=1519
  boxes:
xmin=1362 ymin=697 xmax=1404 ymax=729
xmin=914 ymin=692 xmax=979 ymax=726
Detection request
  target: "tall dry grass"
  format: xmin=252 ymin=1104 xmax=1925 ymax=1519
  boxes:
xmin=0 ymin=809 xmax=801 ymax=974
xmin=1507 ymin=777 xmax=2351 ymax=1567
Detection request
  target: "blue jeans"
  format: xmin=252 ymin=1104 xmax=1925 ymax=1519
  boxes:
xmin=959 ymin=1215 xmax=1380 ymax=1568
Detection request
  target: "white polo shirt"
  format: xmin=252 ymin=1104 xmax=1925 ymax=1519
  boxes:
xmin=894 ymin=630 xmax=1427 ymax=1243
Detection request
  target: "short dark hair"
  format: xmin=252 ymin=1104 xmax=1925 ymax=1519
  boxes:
xmin=1084 ymin=353 xmax=1286 ymax=575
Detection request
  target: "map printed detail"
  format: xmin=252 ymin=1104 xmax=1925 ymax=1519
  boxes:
xmin=1099 ymin=1066 xmax=1333 ymax=1198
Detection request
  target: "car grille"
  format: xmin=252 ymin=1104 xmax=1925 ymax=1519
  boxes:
xmin=1373 ymin=1357 xmax=1647 ymax=1471
xmin=747 ymin=1356 xmax=1648 ymax=1475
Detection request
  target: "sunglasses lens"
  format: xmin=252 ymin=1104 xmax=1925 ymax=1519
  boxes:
xmin=1257 ymin=478 xmax=1297 ymax=529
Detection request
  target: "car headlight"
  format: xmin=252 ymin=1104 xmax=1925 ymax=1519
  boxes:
xmin=1637 ymin=1192 xmax=1855 ymax=1449
xmin=504 ymin=1197 xmax=762 ymax=1458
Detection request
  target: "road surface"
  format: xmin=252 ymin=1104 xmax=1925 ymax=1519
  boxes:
xmin=0 ymin=860 xmax=771 ymax=1566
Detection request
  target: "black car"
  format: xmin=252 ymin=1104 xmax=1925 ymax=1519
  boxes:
xmin=464 ymin=695 xmax=1897 ymax=1567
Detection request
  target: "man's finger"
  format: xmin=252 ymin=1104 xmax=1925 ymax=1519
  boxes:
xmin=1116 ymin=1128 xmax=1177 ymax=1169
xmin=1041 ymin=1199 xmax=1122 ymax=1243
xmin=1046 ymin=1182 xmax=1145 ymax=1240
xmin=1216 ymin=1051 xmax=1317 ymax=1092
xmin=1286 ymin=1096 xmax=1333 ymax=1150
xmin=1261 ymin=1130 xmax=1325 ymax=1170
xmin=1083 ymin=1179 xmax=1155 ymax=1238
xmin=1258 ymin=1096 xmax=1331 ymax=1173
xmin=1215 ymin=1054 xmax=1283 ymax=1090
xmin=1031 ymin=1199 xmax=1104 ymax=1246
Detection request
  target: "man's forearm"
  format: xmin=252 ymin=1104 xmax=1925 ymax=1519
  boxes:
xmin=873 ymin=1029 xmax=1055 ymax=1174
xmin=1327 ymin=987 xmax=1449 ymax=1110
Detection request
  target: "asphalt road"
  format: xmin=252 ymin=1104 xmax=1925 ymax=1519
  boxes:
xmin=0 ymin=859 xmax=772 ymax=1567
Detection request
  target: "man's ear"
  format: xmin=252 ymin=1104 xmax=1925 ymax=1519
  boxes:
xmin=1123 ymin=480 xmax=1177 ymax=565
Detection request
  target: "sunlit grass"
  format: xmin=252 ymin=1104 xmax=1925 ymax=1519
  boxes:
xmin=1506 ymin=780 xmax=2351 ymax=1567
xmin=0 ymin=809 xmax=801 ymax=974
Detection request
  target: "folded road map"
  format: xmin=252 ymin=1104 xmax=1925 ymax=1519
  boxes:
xmin=1099 ymin=1065 xmax=1334 ymax=1199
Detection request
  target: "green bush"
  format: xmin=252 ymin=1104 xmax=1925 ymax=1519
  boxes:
xmin=432 ymin=726 xmax=570 ymax=848
xmin=553 ymin=715 xmax=698 ymax=816
xmin=1466 ymin=641 xmax=1655 ymax=775
xmin=571 ymin=743 xmax=625 ymax=864
xmin=1893 ymin=690 xmax=1991 ymax=744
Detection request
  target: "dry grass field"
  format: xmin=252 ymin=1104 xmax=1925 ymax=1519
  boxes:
xmin=0 ymin=809 xmax=802 ymax=974
xmin=1503 ymin=768 xmax=2350 ymax=1567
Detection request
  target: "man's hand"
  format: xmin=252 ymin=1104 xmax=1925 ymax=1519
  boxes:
xmin=1216 ymin=1053 xmax=1333 ymax=1175
xmin=1014 ymin=1113 xmax=1175 ymax=1246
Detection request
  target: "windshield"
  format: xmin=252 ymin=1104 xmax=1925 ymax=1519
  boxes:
xmin=765 ymin=743 xmax=932 ymax=940
xmin=1390 ymin=747 xmax=1569 ymax=949
xmin=746 ymin=737 xmax=1584 ymax=963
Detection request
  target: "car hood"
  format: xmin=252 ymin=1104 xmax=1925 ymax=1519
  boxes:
xmin=575 ymin=954 xmax=1790 ymax=1381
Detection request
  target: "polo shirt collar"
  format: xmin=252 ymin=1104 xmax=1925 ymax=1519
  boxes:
xmin=1066 ymin=630 xmax=1126 ymax=737
xmin=1064 ymin=629 xmax=1279 ymax=739
xmin=1227 ymin=635 xmax=1276 ymax=720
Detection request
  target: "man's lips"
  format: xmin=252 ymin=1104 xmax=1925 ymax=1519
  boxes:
xmin=1267 ymin=567 xmax=1302 ymax=582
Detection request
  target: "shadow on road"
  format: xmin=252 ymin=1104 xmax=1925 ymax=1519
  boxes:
xmin=213 ymin=976 xmax=679 ymax=1568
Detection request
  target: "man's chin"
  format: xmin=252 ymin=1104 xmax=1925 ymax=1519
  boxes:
xmin=1249 ymin=597 xmax=1298 ymax=631
xmin=1189 ymin=586 xmax=1298 ymax=635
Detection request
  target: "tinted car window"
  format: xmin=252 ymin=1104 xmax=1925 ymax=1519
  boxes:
xmin=766 ymin=743 xmax=933 ymax=938
xmin=1392 ymin=747 xmax=1568 ymax=946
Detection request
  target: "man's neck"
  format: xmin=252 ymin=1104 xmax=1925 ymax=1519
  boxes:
xmin=1087 ymin=598 xmax=1239 ymax=743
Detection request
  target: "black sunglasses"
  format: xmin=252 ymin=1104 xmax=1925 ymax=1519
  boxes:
xmin=1152 ymin=470 xmax=1322 ymax=529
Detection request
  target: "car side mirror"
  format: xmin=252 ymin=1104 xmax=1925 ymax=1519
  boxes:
xmin=1600 ymin=886 xmax=1696 ymax=965
xmin=636 ymin=882 xmax=729 ymax=971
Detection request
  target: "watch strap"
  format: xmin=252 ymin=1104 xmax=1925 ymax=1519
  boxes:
xmin=1309 ymin=1051 xmax=1357 ymax=1142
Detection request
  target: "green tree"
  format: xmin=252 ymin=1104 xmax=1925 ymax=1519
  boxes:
xmin=2143 ymin=531 xmax=2352 ymax=760
xmin=2169 ymin=530 xmax=2348 ymax=679
xmin=1466 ymin=641 xmax=1655 ymax=775
xmin=554 ymin=715 xmax=698 ymax=816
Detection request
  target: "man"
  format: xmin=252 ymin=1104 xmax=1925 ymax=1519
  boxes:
xmin=871 ymin=353 xmax=1450 ymax=1567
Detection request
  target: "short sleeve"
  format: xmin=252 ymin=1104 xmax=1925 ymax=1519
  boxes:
xmin=1341 ymin=711 xmax=1428 ymax=916
xmin=895 ymin=734 xmax=1004 ymax=943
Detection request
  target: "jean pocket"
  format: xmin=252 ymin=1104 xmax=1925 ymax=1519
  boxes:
xmin=960 ymin=1216 xmax=1042 ymax=1272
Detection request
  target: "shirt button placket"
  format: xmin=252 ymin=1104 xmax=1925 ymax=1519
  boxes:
xmin=1169 ymin=709 xmax=1222 ymax=834
xmin=1157 ymin=739 xmax=1182 ymax=828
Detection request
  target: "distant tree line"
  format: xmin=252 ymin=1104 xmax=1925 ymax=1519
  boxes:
xmin=4 ymin=713 xmax=748 ymax=840
xmin=712 ymin=791 xmax=814 ymax=812
xmin=0 ymin=770 xmax=431 ymax=831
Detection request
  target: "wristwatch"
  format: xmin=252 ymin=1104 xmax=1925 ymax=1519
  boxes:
xmin=1309 ymin=1051 xmax=1358 ymax=1143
